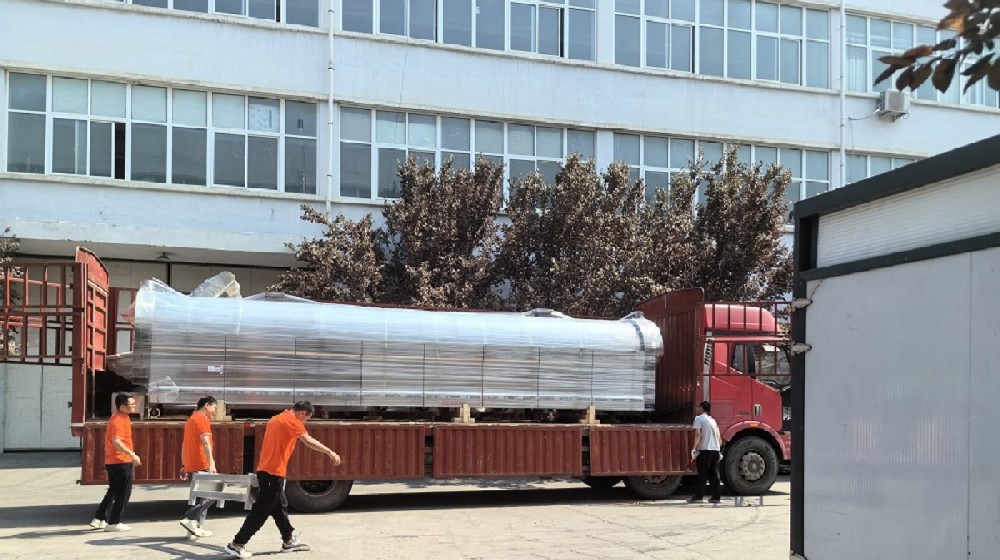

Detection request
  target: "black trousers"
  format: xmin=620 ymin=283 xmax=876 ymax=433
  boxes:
xmin=95 ymin=463 xmax=133 ymax=524
xmin=691 ymin=450 xmax=721 ymax=501
xmin=233 ymin=471 xmax=294 ymax=545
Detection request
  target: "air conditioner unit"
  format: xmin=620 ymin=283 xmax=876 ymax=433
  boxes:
xmin=877 ymin=90 xmax=911 ymax=122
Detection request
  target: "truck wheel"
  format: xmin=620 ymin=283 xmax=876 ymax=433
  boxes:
xmin=721 ymin=436 xmax=778 ymax=495
xmin=624 ymin=475 xmax=683 ymax=500
xmin=284 ymin=479 xmax=354 ymax=513
xmin=581 ymin=476 xmax=622 ymax=490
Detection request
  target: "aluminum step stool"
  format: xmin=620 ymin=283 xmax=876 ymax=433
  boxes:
xmin=188 ymin=473 xmax=258 ymax=510
xmin=734 ymin=495 xmax=765 ymax=507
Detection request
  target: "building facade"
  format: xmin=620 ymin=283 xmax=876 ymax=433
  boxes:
xmin=1 ymin=0 xmax=998 ymax=448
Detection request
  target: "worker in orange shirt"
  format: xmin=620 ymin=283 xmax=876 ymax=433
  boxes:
xmin=224 ymin=401 xmax=341 ymax=558
xmin=89 ymin=393 xmax=140 ymax=532
xmin=179 ymin=396 xmax=219 ymax=539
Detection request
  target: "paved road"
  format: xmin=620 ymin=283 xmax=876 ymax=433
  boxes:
xmin=0 ymin=452 xmax=790 ymax=559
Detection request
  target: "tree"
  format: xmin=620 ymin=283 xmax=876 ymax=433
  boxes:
xmin=1 ymin=227 xmax=20 ymax=356
xmin=683 ymin=147 xmax=793 ymax=302
xmin=876 ymin=1 xmax=1000 ymax=94
xmin=269 ymin=206 xmax=385 ymax=303
xmin=381 ymin=156 xmax=505 ymax=308
xmin=498 ymin=155 xmax=653 ymax=317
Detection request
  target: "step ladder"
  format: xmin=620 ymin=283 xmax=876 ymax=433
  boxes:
xmin=734 ymin=495 xmax=765 ymax=507
xmin=188 ymin=473 xmax=257 ymax=511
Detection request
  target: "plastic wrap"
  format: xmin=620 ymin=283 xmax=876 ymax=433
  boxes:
xmin=126 ymin=282 xmax=662 ymax=411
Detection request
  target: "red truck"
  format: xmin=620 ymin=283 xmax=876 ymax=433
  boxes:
xmin=0 ymin=249 xmax=789 ymax=510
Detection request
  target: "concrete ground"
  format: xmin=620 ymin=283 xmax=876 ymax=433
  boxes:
xmin=0 ymin=452 xmax=790 ymax=559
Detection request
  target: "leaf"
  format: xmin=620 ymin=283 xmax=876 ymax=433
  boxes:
xmin=895 ymin=66 xmax=916 ymax=91
xmin=934 ymin=38 xmax=958 ymax=51
xmin=879 ymin=55 xmax=916 ymax=67
xmin=988 ymin=61 xmax=1000 ymax=91
xmin=911 ymin=64 xmax=934 ymax=89
xmin=902 ymin=45 xmax=934 ymax=58
xmin=938 ymin=13 xmax=965 ymax=32
xmin=932 ymin=59 xmax=958 ymax=92
xmin=875 ymin=65 xmax=898 ymax=85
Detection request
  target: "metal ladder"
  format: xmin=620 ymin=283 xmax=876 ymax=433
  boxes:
xmin=187 ymin=473 xmax=257 ymax=510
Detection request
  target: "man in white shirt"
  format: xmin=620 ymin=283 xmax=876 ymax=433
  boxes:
xmin=687 ymin=400 xmax=722 ymax=503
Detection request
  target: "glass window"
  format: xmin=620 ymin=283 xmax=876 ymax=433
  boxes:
xmin=700 ymin=0 xmax=723 ymax=26
xmin=248 ymin=97 xmax=280 ymax=133
xmin=511 ymin=3 xmax=535 ymax=52
xmin=343 ymin=0 xmax=373 ymax=32
xmin=509 ymin=124 xmax=535 ymax=156
xmin=538 ymin=6 xmax=561 ymax=56
xmin=408 ymin=114 xmax=436 ymax=148
xmin=215 ymin=133 xmax=246 ymax=186
xmin=847 ymin=45 xmax=868 ymax=92
xmin=341 ymin=107 xmax=371 ymax=141
xmin=870 ymin=156 xmax=892 ymax=176
xmin=476 ymin=0 xmax=505 ymax=50
xmin=285 ymin=101 xmax=316 ymax=137
xmin=779 ymin=148 xmax=802 ymax=177
xmin=7 ymin=112 xmax=45 ymax=173
xmin=377 ymin=111 xmax=406 ymax=143
xmin=616 ymin=0 xmax=640 ymax=15
xmin=131 ymin=124 xmax=167 ymax=183
xmin=701 ymin=141 xmax=723 ymax=164
xmin=53 ymin=78 xmax=88 ymax=114
xmin=755 ymin=1 xmax=778 ymax=32
xmin=892 ymin=22 xmax=913 ymax=51
xmin=380 ymin=0 xmax=406 ymax=35
xmin=411 ymin=0 xmax=436 ymax=40
xmin=248 ymin=136 xmax=278 ymax=190
xmin=846 ymin=154 xmax=867 ymax=184
xmin=644 ymin=136 xmax=669 ymax=167
xmin=285 ymin=137 xmax=317 ymax=194
xmin=134 ymin=0 xmax=168 ymax=7
xmin=174 ymin=0 xmax=209 ymax=12
xmin=728 ymin=30 xmax=752 ymax=79
xmin=568 ymin=129 xmax=594 ymax=158
xmin=52 ymin=119 xmax=88 ymax=175
xmin=846 ymin=15 xmax=867 ymax=44
xmin=409 ymin=149 xmax=435 ymax=167
xmin=132 ymin=86 xmax=167 ymax=122
xmin=613 ymin=133 xmax=639 ymax=165
xmin=378 ymin=147 xmax=406 ymax=198
xmin=672 ymin=0 xmax=695 ymax=22
xmin=509 ymin=159 xmax=535 ymax=180
xmin=644 ymin=170 xmax=670 ymax=201
xmin=670 ymin=138 xmax=695 ymax=168
xmin=248 ymin=0 xmax=276 ymax=20
xmin=780 ymin=39 xmax=800 ymax=84
xmin=213 ymin=94 xmax=245 ymax=129
xmin=647 ymin=21 xmax=668 ymax=68
xmin=780 ymin=5 xmax=802 ymax=35
xmin=757 ymin=36 xmax=778 ymax=81
xmin=671 ymin=25 xmax=693 ymax=71
xmin=443 ymin=0 xmax=473 ymax=46
xmin=172 ymin=127 xmax=207 ymax=186
xmin=476 ymin=121 xmax=504 ymax=153
xmin=443 ymin=152 xmax=471 ymax=170
xmin=340 ymin=142 xmax=372 ymax=197
xmin=442 ymin=117 xmax=470 ymax=150
xmin=806 ymin=151 xmax=829 ymax=181
xmin=756 ymin=146 xmax=777 ymax=167
xmin=568 ymin=7 xmax=596 ymax=61
xmin=538 ymin=161 xmax=560 ymax=184
xmin=806 ymin=9 xmax=828 ymax=40
xmin=807 ymin=41 xmax=830 ymax=88
xmin=729 ymin=0 xmax=751 ymax=30
xmin=700 ymin=27 xmax=724 ymax=76
xmin=805 ymin=182 xmax=827 ymax=197
xmin=173 ymin=90 xmax=207 ymax=127
xmin=216 ymin=0 xmax=244 ymax=15
xmin=870 ymin=19 xmax=891 ymax=48
xmin=537 ymin=127 xmax=562 ymax=158
xmin=89 ymin=122 xmax=114 ymax=178
xmin=91 ymin=81 xmax=126 ymax=118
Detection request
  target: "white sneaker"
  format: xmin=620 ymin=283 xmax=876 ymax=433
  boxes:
xmin=104 ymin=523 xmax=132 ymax=532
xmin=224 ymin=542 xmax=253 ymax=558
xmin=195 ymin=527 xmax=213 ymax=537
xmin=281 ymin=531 xmax=310 ymax=553
xmin=89 ymin=518 xmax=107 ymax=529
xmin=179 ymin=518 xmax=199 ymax=536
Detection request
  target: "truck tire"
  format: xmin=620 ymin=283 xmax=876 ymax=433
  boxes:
xmin=721 ymin=436 xmax=778 ymax=495
xmin=624 ymin=475 xmax=683 ymax=500
xmin=284 ymin=479 xmax=354 ymax=513
xmin=581 ymin=476 xmax=622 ymax=490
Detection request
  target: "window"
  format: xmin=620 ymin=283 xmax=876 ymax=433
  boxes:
xmin=6 ymin=74 xmax=316 ymax=191
xmin=613 ymin=0 xmax=828 ymax=87
xmin=846 ymin=153 xmax=916 ymax=184
xmin=112 ymin=0 xmax=319 ymax=26
xmin=339 ymin=106 xmax=595 ymax=199
xmin=346 ymin=0 xmax=596 ymax=61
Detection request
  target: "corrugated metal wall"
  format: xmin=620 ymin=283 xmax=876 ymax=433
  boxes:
xmin=432 ymin=425 xmax=582 ymax=478
xmin=589 ymin=426 xmax=695 ymax=475
xmin=253 ymin=423 xmax=425 ymax=480
xmin=81 ymin=422 xmax=245 ymax=484
xmin=637 ymin=289 xmax=702 ymax=422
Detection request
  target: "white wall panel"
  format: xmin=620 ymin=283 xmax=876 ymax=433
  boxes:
xmin=968 ymin=247 xmax=1000 ymax=558
xmin=40 ymin=366 xmax=76 ymax=449
xmin=3 ymin=364 xmax=43 ymax=450
xmin=803 ymin=253 xmax=972 ymax=559
xmin=816 ymin=165 xmax=1000 ymax=267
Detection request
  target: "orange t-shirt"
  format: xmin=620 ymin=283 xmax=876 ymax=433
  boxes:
xmin=105 ymin=412 xmax=134 ymax=465
xmin=183 ymin=411 xmax=214 ymax=472
xmin=256 ymin=410 xmax=307 ymax=477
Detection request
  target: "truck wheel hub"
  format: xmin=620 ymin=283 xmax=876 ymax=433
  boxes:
xmin=739 ymin=451 xmax=766 ymax=482
xmin=642 ymin=475 xmax=668 ymax=485
xmin=301 ymin=480 xmax=334 ymax=494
